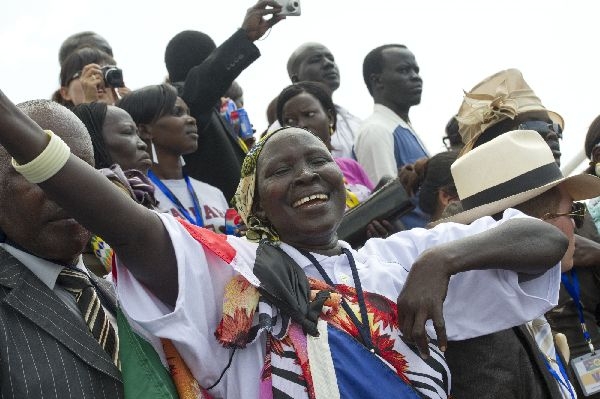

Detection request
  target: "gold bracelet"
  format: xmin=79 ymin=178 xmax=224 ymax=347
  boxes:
xmin=11 ymin=130 xmax=71 ymax=183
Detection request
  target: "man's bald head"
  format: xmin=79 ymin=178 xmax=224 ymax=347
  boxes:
xmin=0 ymin=100 xmax=94 ymax=264
xmin=0 ymin=100 xmax=94 ymax=183
xmin=286 ymin=42 xmax=340 ymax=93
xmin=287 ymin=42 xmax=323 ymax=78
xmin=17 ymin=100 xmax=93 ymax=163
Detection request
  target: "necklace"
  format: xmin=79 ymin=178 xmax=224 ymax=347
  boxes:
xmin=148 ymin=170 xmax=204 ymax=226
xmin=298 ymin=248 xmax=376 ymax=353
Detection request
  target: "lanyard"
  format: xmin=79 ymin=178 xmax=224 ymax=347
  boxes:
xmin=148 ymin=170 xmax=204 ymax=227
xmin=542 ymin=354 xmax=576 ymax=399
xmin=561 ymin=270 xmax=596 ymax=354
xmin=299 ymin=248 xmax=376 ymax=353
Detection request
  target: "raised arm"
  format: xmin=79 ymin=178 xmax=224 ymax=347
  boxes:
xmin=396 ymin=217 xmax=568 ymax=357
xmin=182 ymin=0 xmax=284 ymax=120
xmin=0 ymin=90 xmax=178 ymax=306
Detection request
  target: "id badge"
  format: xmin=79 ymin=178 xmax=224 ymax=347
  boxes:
xmin=572 ymin=352 xmax=600 ymax=396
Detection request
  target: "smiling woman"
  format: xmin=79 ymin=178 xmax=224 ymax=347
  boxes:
xmin=247 ymin=128 xmax=347 ymax=248
xmin=0 ymin=90 xmax=577 ymax=398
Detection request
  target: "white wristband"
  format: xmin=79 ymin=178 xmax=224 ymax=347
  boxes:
xmin=11 ymin=130 xmax=71 ymax=183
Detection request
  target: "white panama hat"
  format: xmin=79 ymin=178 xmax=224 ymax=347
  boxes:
xmin=435 ymin=129 xmax=600 ymax=225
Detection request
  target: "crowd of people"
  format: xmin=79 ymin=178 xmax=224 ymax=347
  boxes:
xmin=1 ymin=1 xmax=600 ymax=398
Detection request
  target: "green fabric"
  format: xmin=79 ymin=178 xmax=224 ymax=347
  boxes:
xmin=117 ymin=309 xmax=178 ymax=398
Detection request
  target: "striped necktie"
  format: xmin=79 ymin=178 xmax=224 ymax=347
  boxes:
xmin=57 ymin=268 xmax=119 ymax=367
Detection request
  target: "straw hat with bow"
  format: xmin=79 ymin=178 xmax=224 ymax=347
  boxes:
xmin=455 ymin=69 xmax=564 ymax=155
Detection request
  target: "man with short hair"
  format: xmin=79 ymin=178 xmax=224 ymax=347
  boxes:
xmin=355 ymin=44 xmax=429 ymax=229
xmin=285 ymin=42 xmax=362 ymax=159
xmin=0 ymin=99 xmax=122 ymax=397
xmin=165 ymin=0 xmax=284 ymax=201
xmin=355 ymin=44 xmax=428 ymax=184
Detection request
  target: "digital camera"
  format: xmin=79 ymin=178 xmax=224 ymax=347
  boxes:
xmin=275 ymin=0 xmax=301 ymax=16
xmin=100 ymin=65 xmax=125 ymax=88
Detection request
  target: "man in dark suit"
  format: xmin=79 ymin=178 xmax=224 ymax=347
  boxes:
xmin=0 ymin=100 xmax=122 ymax=398
xmin=164 ymin=0 xmax=284 ymax=201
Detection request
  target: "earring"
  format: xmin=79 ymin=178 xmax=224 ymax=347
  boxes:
xmin=151 ymin=141 xmax=159 ymax=164
xmin=179 ymin=156 xmax=186 ymax=167
xmin=329 ymin=124 xmax=334 ymax=136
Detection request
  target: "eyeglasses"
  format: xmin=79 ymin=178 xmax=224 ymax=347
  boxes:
xmin=542 ymin=202 xmax=586 ymax=228
xmin=518 ymin=120 xmax=563 ymax=140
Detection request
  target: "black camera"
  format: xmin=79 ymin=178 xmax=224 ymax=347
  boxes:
xmin=100 ymin=65 xmax=124 ymax=88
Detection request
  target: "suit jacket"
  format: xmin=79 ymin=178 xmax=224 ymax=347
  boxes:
xmin=182 ymin=28 xmax=260 ymax=201
xmin=0 ymin=248 xmax=123 ymax=398
xmin=445 ymin=325 xmax=565 ymax=398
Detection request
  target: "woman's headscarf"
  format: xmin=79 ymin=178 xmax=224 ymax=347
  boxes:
xmin=71 ymin=102 xmax=113 ymax=169
xmin=232 ymin=128 xmax=287 ymax=242
xmin=233 ymin=126 xmax=326 ymax=242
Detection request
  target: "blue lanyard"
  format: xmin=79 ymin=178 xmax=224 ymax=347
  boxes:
xmin=147 ymin=170 xmax=204 ymax=227
xmin=561 ymin=270 xmax=595 ymax=353
xmin=542 ymin=354 xmax=576 ymax=399
xmin=299 ymin=248 xmax=376 ymax=353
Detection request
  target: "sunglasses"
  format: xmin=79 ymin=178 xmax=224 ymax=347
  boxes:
xmin=518 ymin=120 xmax=563 ymax=140
xmin=542 ymin=201 xmax=586 ymax=229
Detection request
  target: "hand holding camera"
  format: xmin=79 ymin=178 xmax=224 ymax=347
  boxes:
xmin=100 ymin=65 xmax=125 ymax=88
xmin=242 ymin=0 xmax=288 ymax=42
xmin=79 ymin=63 xmax=125 ymax=104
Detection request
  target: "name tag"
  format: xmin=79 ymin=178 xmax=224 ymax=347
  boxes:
xmin=572 ymin=352 xmax=600 ymax=396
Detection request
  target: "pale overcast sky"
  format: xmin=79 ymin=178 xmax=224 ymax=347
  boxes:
xmin=2 ymin=0 xmax=599 ymax=173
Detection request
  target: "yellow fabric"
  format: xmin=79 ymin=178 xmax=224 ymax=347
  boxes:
xmin=89 ymin=235 xmax=114 ymax=273
xmin=345 ymin=187 xmax=360 ymax=209
xmin=232 ymin=129 xmax=283 ymax=243
xmin=237 ymin=137 xmax=249 ymax=153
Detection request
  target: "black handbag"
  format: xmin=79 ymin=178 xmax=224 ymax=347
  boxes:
xmin=337 ymin=178 xmax=414 ymax=247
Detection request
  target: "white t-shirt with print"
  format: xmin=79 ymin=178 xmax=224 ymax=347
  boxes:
xmin=153 ymin=177 xmax=229 ymax=234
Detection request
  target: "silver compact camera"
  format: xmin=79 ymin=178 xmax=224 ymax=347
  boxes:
xmin=275 ymin=0 xmax=301 ymax=16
